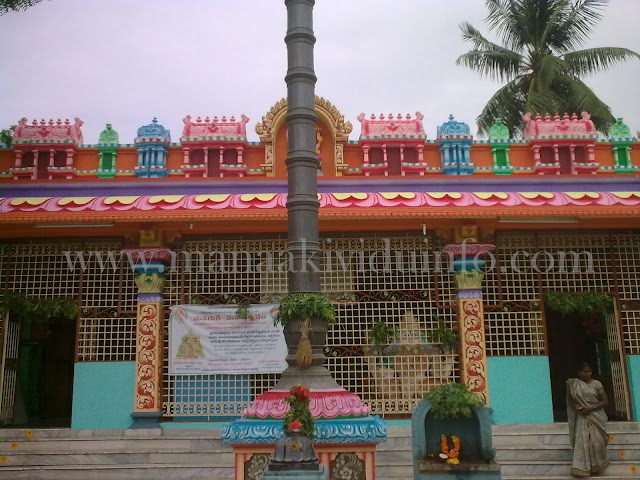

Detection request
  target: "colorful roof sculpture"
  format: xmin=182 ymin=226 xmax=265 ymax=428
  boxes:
xmin=181 ymin=114 xmax=250 ymax=142
xmin=357 ymin=112 xmax=426 ymax=140
xmin=610 ymin=118 xmax=632 ymax=139
xmin=489 ymin=118 xmax=510 ymax=141
xmin=523 ymin=112 xmax=597 ymax=139
xmin=98 ymin=124 xmax=119 ymax=145
xmin=12 ymin=117 xmax=84 ymax=145
xmin=437 ymin=114 xmax=471 ymax=139
xmin=135 ymin=117 xmax=171 ymax=144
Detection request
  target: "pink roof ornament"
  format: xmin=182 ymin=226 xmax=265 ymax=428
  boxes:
xmin=357 ymin=112 xmax=426 ymax=139
xmin=181 ymin=114 xmax=250 ymax=141
xmin=12 ymin=117 xmax=84 ymax=145
xmin=523 ymin=112 xmax=596 ymax=140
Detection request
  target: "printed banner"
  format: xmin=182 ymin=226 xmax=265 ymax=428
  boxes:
xmin=169 ymin=304 xmax=287 ymax=374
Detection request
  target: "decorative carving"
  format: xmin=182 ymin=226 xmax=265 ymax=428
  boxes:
xmin=134 ymin=118 xmax=170 ymax=178
xmin=488 ymin=118 xmax=509 ymax=141
xmin=98 ymin=124 xmax=119 ymax=144
xmin=244 ymin=453 xmax=271 ymax=480
xmin=135 ymin=272 xmax=166 ymax=294
xmin=136 ymin=117 xmax=171 ymax=142
xmin=244 ymin=388 xmax=370 ymax=420
xmin=134 ymin=302 xmax=162 ymax=412
xmin=523 ymin=112 xmax=596 ymax=139
xmin=459 ymin=298 xmax=488 ymax=404
xmin=437 ymin=114 xmax=471 ymax=138
xmin=330 ymin=453 xmax=365 ymax=480
xmin=222 ymin=417 xmax=387 ymax=445
xmin=453 ymin=269 xmax=485 ymax=290
xmin=255 ymin=96 xmax=352 ymax=175
xmin=610 ymin=118 xmax=631 ymax=138
xmin=181 ymin=114 xmax=249 ymax=140
xmin=12 ymin=117 xmax=84 ymax=144
xmin=437 ymin=115 xmax=474 ymax=175
xmin=357 ymin=112 xmax=426 ymax=138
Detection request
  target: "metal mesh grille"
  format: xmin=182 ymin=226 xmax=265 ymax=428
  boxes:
xmin=7 ymin=242 xmax=81 ymax=298
xmin=77 ymin=313 xmax=137 ymax=362
xmin=621 ymin=309 xmax=640 ymax=354
xmin=163 ymin=235 xmax=459 ymax=418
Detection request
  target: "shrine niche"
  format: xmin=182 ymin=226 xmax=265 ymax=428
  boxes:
xmin=358 ymin=112 xmax=427 ymax=176
xmin=255 ymin=96 xmax=352 ymax=177
xmin=524 ymin=112 xmax=599 ymax=175
xmin=180 ymin=114 xmax=249 ymax=178
xmin=11 ymin=117 xmax=84 ymax=180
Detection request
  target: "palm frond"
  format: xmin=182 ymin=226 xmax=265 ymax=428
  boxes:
xmin=563 ymin=47 xmax=640 ymax=76
xmin=456 ymin=46 xmax=523 ymax=82
xmin=554 ymin=74 xmax=615 ymax=134
xmin=536 ymin=54 xmax=567 ymax=86
xmin=476 ymin=76 xmax=529 ymax=137
xmin=552 ymin=0 xmax=609 ymax=52
xmin=484 ymin=0 xmax=529 ymax=52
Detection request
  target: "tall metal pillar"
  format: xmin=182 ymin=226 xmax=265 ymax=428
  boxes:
xmin=285 ymin=0 xmax=321 ymax=294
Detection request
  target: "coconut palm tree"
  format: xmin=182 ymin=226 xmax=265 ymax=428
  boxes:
xmin=457 ymin=0 xmax=639 ymax=137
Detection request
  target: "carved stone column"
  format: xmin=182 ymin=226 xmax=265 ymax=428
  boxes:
xmin=126 ymin=246 xmax=173 ymax=429
xmin=442 ymin=227 xmax=494 ymax=405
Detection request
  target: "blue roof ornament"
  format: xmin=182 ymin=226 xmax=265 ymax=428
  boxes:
xmin=136 ymin=117 xmax=171 ymax=143
xmin=437 ymin=114 xmax=471 ymax=138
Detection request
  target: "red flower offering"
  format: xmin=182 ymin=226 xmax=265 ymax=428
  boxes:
xmin=289 ymin=420 xmax=302 ymax=430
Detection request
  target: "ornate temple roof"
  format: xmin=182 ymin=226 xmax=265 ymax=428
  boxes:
xmin=12 ymin=117 xmax=84 ymax=145
xmin=437 ymin=115 xmax=471 ymax=139
xmin=181 ymin=114 xmax=249 ymax=142
xmin=357 ymin=112 xmax=426 ymax=140
xmin=135 ymin=118 xmax=171 ymax=144
xmin=523 ymin=112 xmax=597 ymax=140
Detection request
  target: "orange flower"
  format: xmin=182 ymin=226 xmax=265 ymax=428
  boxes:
xmin=620 ymin=450 xmax=626 ymax=458
xmin=609 ymin=434 xmax=616 ymax=442
xmin=630 ymin=465 xmax=637 ymax=474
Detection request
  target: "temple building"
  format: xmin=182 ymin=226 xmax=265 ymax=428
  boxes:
xmin=0 ymin=98 xmax=639 ymax=430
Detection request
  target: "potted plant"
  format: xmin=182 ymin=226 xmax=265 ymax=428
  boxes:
xmin=427 ymin=318 xmax=458 ymax=353
xmin=427 ymin=318 xmax=457 ymax=380
xmin=364 ymin=319 xmax=398 ymax=356
xmin=412 ymin=382 xmax=497 ymax=474
xmin=275 ymin=293 xmax=335 ymax=369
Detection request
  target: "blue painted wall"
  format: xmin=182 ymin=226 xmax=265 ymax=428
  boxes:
xmin=627 ymin=355 xmax=640 ymax=421
xmin=71 ymin=362 xmax=135 ymax=430
xmin=487 ymin=356 xmax=553 ymax=424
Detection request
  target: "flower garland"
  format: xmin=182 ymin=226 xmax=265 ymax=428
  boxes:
xmin=283 ymin=384 xmax=315 ymax=439
xmin=440 ymin=435 xmax=461 ymax=464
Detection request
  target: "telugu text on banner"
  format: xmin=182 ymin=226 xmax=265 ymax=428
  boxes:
xmin=169 ymin=304 xmax=287 ymax=374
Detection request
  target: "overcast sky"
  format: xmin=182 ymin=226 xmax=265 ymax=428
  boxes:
xmin=0 ymin=0 xmax=638 ymax=144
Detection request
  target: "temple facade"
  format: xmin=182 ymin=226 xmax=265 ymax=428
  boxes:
xmin=0 ymin=98 xmax=639 ymax=429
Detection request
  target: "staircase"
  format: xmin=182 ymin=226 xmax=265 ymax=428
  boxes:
xmin=0 ymin=422 xmax=637 ymax=479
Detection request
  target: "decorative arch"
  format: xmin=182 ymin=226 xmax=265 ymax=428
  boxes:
xmin=255 ymin=96 xmax=353 ymax=176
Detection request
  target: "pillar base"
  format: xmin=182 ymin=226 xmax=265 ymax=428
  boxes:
xmin=263 ymin=464 xmax=328 ymax=479
xmin=129 ymin=411 xmax=162 ymax=429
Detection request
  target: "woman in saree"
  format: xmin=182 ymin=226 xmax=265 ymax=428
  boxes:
xmin=567 ymin=363 xmax=610 ymax=478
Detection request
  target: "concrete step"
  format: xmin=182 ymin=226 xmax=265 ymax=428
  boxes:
xmin=0 ymin=464 xmax=234 ymax=480
xmin=500 ymin=460 xmax=637 ymax=477
xmin=0 ymin=438 xmax=229 ymax=453
xmin=0 ymin=451 xmax=235 ymax=467
xmin=496 ymin=444 xmax=640 ymax=461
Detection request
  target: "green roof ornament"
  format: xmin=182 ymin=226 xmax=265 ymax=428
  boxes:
xmin=610 ymin=118 xmax=631 ymax=138
xmin=98 ymin=123 xmax=119 ymax=144
xmin=489 ymin=118 xmax=509 ymax=141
